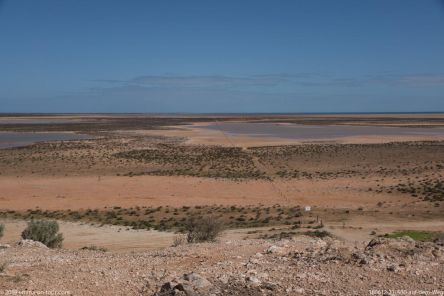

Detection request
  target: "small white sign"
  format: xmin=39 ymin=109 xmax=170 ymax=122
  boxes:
xmin=305 ymin=206 xmax=311 ymax=212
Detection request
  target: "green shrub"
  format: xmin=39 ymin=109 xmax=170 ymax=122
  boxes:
xmin=384 ymin=230 xmax=442 ymax=242
xmin=185 ymin=216 xmax=224 ymax=243
xmin=21 ymin=220 xmax=63 ymax=248
xmin=0 ymin=224 xmax=4 ymax=239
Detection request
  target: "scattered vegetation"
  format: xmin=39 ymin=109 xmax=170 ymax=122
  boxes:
xmin=381 ymin=178 xmax=444 ymax=202
xmin=80 ymin=245 xmax=108 ymax=252
xmin=3 ymin=124 xmax=442 ymax=183
xmin=0 ymin=205 xmax=304 ymax=231
xmin=259 ymin=228 xmax=330 ymax=240
xmin=251 ymin=141 xmax=444 ymax=181
xmin=259 ymin=230 xmax=298 ymax=240
xmin=115 ymin=145 xmax=265 ymax=179
xmin=302 ymin=230 xmax=331 ymax=238
xmin=383 ymin=230 xmax=443 ymax=242
xmin=21 ymin=220 xmax=64 ymax=248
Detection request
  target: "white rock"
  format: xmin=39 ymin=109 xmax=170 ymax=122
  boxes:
xmin=266 ymin=245 xmax=285 ymax=254
xmin=218 ymin=274 xmax=229 ymax=284
xmin=246 ymin=276 xmax=261 ymax=286
xmin=183 ymin=272 xmax=212 ymax=289
xmin=17 ymin=239 xmax=48 ymax=248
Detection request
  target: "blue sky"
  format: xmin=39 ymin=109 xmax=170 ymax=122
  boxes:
xmin=1 ymin=0 xmax=443 ymax=113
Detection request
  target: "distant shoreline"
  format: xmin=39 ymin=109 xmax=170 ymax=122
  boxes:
xmin=1 ymin=111 xmax=444 ymax=117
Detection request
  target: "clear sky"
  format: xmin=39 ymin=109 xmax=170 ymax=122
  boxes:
xmin=1 ymin=0 xmax=443 ymax=113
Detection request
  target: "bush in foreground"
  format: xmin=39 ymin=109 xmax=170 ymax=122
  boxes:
xmin=0 ymin=224 xmax=4 ymax=239
xmin=21 ymin=220 xmax=64 ymax=248
xmin=185 ymin=216 xmax=224 ymax=243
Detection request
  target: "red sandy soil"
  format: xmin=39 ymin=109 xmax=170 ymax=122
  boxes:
xmin=0 ymin=175 xmax=406 ymax=210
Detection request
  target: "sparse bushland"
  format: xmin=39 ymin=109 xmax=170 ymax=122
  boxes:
xmin=0 ymin=205 xmax=304 ymax=231
xmin=380 ymin=178 xmax=444 ymax=202
xmin=115 ymin=144 xmax=265 ymax=180
xmin=21 ymin=220 xmax=64 ymax=248
xmin=185 ymin=216 xmax=224 ymax=243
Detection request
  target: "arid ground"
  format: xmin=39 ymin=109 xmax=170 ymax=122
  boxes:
xmin=0 ymin=114 xmax=443 ymax=295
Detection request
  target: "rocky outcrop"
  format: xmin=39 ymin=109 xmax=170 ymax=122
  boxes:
xmin=17 ymin=239 xmax=48 ymax=248
xmin=154 ymin=272 xmax=215 ymax=296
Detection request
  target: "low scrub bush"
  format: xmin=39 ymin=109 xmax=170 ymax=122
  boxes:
xmin=0 ymin=224 xmax=4 ymax=239
xmin=384 ymin=230 xmax=442 ymax=242
xmin=185 ymin=216 xmax=224 ymax=243
xmin=303 ymin=230 xmax=331 ymax=238
xmin=21 ymin=220 xmax=63 ymax=248
xmin=80 ymin=245 xmax=107 ymax=252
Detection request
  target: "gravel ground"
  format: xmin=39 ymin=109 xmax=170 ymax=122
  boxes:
xmin=0 ymin=236 xmax=443 ymax=296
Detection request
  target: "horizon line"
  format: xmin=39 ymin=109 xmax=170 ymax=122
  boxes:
xmin=1 ymin=111 xmax=444 ymax=116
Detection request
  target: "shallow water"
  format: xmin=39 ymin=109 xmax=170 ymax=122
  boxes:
xmin=0 ymin=118 xmax=89 ymax=124
xmin=0 ymin=132 xmax=92 ymax=149
xmin=202 ymin=122 xmax=444 ymax=140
